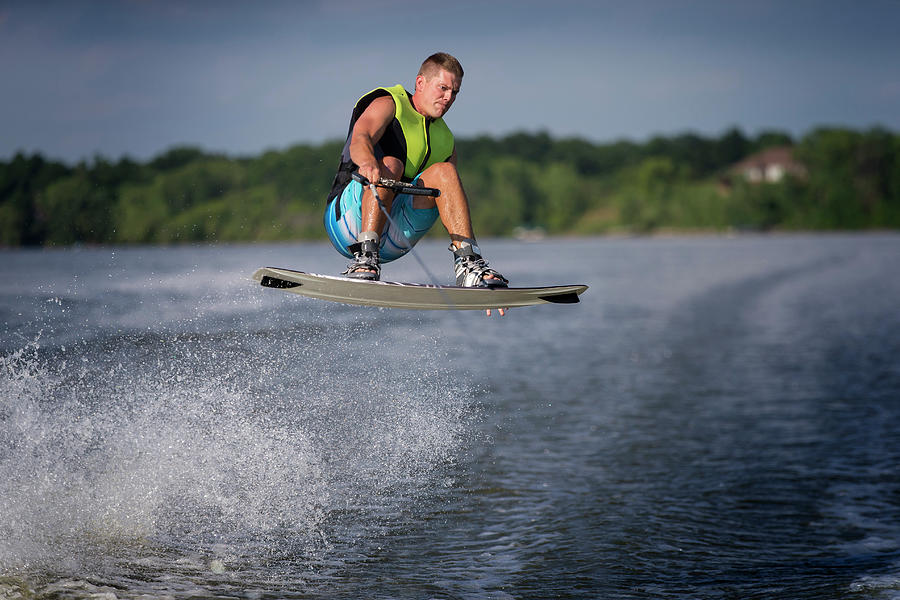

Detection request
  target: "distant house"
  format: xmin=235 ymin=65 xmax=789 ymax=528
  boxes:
xmin=729 ymin=146 xmax=807 ymax=184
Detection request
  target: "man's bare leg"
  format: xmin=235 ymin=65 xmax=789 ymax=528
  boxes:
xmin=417 ymin=162 xmax=508 ymax=315
xmin=360 ymin=156 xmax=404 ymax=238
xmin=415 ymin=161 xmax=477 ymax=248
xmin=347 ymin=157 xmax=405 ymax=278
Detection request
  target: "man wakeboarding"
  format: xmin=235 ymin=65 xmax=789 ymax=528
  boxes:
xmin=323 ymin=52 xmax=509 ymax=315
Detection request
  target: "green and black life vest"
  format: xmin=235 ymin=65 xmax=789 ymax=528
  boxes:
xmin=326 ymin=84 xmax=455 ymax=204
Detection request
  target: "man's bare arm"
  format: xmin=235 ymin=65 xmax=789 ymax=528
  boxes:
xmin=349 ymin=95 xmax=395 ymax=184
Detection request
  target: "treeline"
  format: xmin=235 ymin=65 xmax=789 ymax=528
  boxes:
xmin=1 ymin=127 xmax=898 ymax=246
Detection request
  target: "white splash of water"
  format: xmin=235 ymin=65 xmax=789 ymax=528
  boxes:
xmin=0 ymin=330 xmax=479 ymax=577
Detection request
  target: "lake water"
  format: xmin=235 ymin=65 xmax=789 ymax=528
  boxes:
xmin=2 ymin=234 xmax=900 ymax=599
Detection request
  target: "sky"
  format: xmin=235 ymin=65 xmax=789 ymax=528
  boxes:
xmin=2 ymin=0 xmax=899 ymax=164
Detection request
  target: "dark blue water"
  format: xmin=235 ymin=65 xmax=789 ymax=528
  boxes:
xmin=2 ymin=234 xmax=899 ymax=599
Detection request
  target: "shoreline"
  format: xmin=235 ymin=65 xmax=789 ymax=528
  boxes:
xmin=2 ymin=229 xmax=899 ymax=253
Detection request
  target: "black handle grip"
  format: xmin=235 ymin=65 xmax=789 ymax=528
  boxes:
xmin=351 ymin=172 xmax=440 ymax=197
xmin=351 ymin=172 xmax=371 ymax=186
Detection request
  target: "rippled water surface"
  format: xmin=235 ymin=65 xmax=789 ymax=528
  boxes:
xmin=2 ymin=234 xmax=900 ymax=599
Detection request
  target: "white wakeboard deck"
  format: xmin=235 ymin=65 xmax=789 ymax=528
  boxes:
xmin=252 ymin=267 xmax=588 ymax=310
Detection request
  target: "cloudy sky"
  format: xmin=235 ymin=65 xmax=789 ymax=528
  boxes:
xmin=2 ymin=0 xmax=898 ymax=164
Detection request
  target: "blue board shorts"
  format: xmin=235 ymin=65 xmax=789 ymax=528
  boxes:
xmin=323 ymin=176 xmax=440 ymax=263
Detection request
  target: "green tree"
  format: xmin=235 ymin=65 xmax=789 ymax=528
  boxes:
xmin=752 ymin=130 xmax=794 ymax=152
xmin=37 ymin=173 xmax=112 ymax=244
xmin=533 ymin=162 xmax=588 ymax=233
xmin=715 ymin=128 xmax=751 ymax=168
xmin=461 ymin=157 xmax=530 ymax=235
xmin=149 ymin=146 xmax=209 ymax=172
xmin=0 ymin=153 xmax=71 ymax=245
xmin=618 ymin=157 xmax=682 ymax=232
xmin=114 ymin=177 xmax=171 ymax=242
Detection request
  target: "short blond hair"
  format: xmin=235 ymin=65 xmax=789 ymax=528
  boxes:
xmin=418 ymin=52 xmax=464 ymax=80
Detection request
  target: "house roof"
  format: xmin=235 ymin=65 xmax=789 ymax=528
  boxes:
xmin=730 ymin=146 xmax=806 ymax=175
xmin=729 ymin=145 xmax=807 ymax=182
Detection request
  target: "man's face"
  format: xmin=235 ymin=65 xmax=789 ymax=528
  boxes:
xmin=414 ymin=68 xmax=461 ymax=119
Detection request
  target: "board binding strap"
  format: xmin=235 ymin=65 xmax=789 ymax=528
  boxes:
xmin=252 ymin=267 xmax=588 ymax=311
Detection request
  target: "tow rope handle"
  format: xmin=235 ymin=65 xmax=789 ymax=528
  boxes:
xmin=351 ymin=172 xmax=441 ymax=197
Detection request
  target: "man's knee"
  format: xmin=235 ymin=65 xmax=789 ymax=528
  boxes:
xmin=421 ymin=161 xmax=460 ymax=181
xmin=381 ymin=156 xmax=404 ymax=179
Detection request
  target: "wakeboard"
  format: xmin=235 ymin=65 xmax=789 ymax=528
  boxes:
xmin=252 ymin=267 xmax=587 ymax=310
